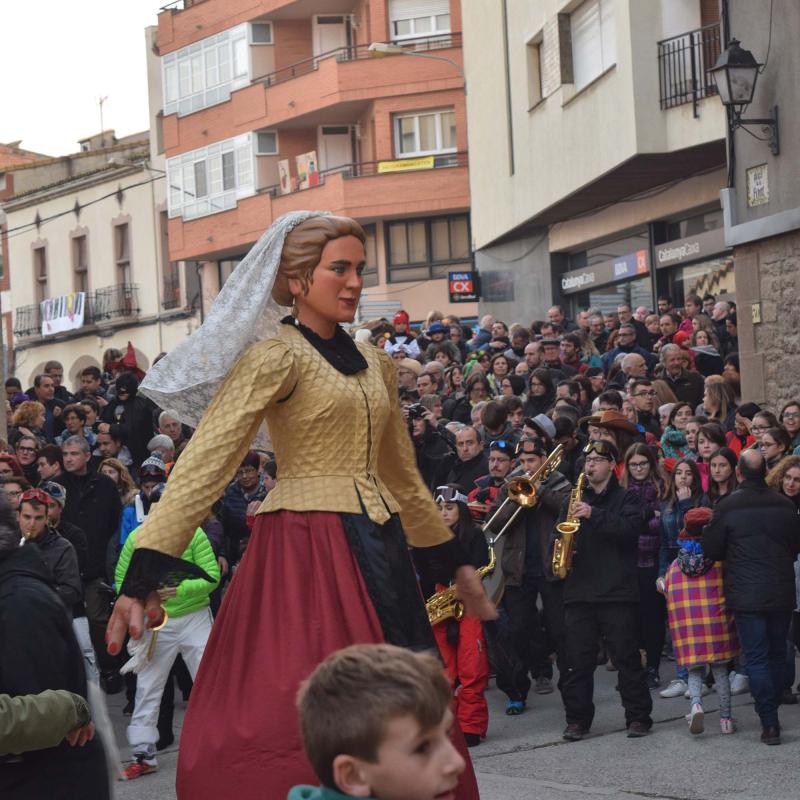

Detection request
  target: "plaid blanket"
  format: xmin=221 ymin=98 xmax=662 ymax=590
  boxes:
xmin=665 ymin=560 xmax=739 ymax=667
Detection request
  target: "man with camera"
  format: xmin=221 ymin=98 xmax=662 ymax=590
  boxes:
xmin=407 ymin=402 xmax=453 ymax=491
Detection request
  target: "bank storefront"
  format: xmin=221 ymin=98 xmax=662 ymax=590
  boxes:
xmin=556 ymin=210 xmax=734 ymax=315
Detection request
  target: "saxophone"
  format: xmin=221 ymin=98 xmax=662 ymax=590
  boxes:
xmin=425 ymin=546 xmax=496 ymax=627
xmin=551 ymin=472 xmax=586 ymax=580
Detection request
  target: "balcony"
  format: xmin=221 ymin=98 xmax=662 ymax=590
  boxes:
xmin=658 ymin=24 xmax=722 ymax=117
xmin=162 ymin=34 xmax=464 ymax=154
xmin=167 ymin=153 xmax=470 ymax=262
xmin=13 ymin=285 xmax=140 ymax=342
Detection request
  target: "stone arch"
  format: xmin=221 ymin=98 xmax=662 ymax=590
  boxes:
xmin=26 ymin=361 xmax=48 ymax=390
xmin=69 ymin=355 xmax=102 ymax=393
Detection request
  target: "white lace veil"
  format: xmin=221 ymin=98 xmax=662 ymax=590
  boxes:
xmin=139 ymin=210 xmax=325 ymax=430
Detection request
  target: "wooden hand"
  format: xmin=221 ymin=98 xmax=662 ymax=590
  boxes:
xmin=454 ymin=565 xmax=497 ymax=620
xmin=105 ymin=591 xmax=164 ymax=656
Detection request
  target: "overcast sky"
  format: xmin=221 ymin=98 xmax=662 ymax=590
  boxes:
xmin=2 ymin=1 xmax=163 ymax=157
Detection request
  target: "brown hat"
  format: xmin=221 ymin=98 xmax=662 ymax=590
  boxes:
xmin=579 ymin=409 xmax=639 ymax=435
xmin=397 ymin=358 xmax=423 ymax=377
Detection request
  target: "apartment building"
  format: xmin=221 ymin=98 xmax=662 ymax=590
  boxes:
xmin=154 ymin=0 xmax=475 ymax=322
xmin=462 ymin=0 xmax=730 ymax=325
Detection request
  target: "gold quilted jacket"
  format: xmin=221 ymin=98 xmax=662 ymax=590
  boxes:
xmin=135 ymin=323 xmax=454 ymax=557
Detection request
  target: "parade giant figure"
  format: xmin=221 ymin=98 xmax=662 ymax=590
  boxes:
xmin=106 ymin=211 xmax=492 ymax=799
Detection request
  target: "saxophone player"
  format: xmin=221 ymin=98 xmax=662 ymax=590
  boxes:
xmin=556 ymin=440 xmax=654 ymax=741
xmin=483 ymin=437 xmax=571 ymax=715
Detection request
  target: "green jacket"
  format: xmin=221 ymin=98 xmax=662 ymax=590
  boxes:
xmin=0 ymin=689 xmax=87 ymax=755
xmin=288 ymin=787 xmax=374 ymax=800
xmin=115 ymin=526 xmax=220 ymax=617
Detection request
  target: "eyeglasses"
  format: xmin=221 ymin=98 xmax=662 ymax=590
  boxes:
xmin=16 ymin=446 xmax=36 ymax=454
xmin=19 ymin=488 xmax=53 ymax=505
xmin=434 ymin=486 xmax=467 ymax=504
xmin=782 ymin=412 xmax=800 ymax=420
xmin=633 ymin=391 xmax=656 ymax=398
xmin=751 ymin=425 xmax=769 ymax=433
xmin=627 ymin=460 xmax=650 ymax=470
xmin=3 ymin=488 xmax=22 ymax=497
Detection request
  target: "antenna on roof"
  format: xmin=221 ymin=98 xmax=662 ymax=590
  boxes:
xmin=97 ymin=96 xmax=109 ymax=142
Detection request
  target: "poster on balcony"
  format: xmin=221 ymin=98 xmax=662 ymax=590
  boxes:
xmin=41 ymin=292 xmax=86 ymax=336
xmin=296 ymin=151 xmax=319 ymax=190
xmin=278 ymin=159 xmax=291 ymax=195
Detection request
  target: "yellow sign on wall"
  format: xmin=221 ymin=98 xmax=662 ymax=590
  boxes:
xmin=377 ymin=156 xmax=435 ymax=174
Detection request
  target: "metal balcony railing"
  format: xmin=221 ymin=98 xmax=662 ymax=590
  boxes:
xmin=658 ymin=24 xmax=722 ymax=117
xmin=259 ymin=151 xmax=468 ymax=199
xmin=93 ymin=284 xmax=140 ymax=321
xmin=259 ymin=33 xmax=463 ymax=88
xmin=13 ymin=304 xmax=43 ymax=339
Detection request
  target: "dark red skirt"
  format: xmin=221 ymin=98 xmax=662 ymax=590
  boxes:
xmin=176 ymin=510 xmax=479 ymax=800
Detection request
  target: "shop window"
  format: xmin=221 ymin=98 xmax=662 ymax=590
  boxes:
xmin=386 ymin=215 xmax=471 ymax=283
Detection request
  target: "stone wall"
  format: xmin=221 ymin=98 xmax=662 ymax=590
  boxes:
xmin=736 ymin=229 xmax=800 ymax=410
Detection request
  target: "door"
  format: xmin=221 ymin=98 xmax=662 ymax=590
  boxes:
xmin=318 ymin=126 xmax=353 ymax=174
xmin=313 ymin=15 xmax=349 ymax=58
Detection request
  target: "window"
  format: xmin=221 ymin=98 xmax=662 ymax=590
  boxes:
xmin=162 ymin=23 xmax=254 ymax=117
xmin=526 ymin=36 xmax=544 ymax=108
xmin=394 ymin=109 xmax=456 ymax=157
xmin=167 ymin=133 xmax=256 ymax=220
xmin=160 ymin=212 xmax=181 ymax=310
xmin=389 ymin=0 xmax=451 ymax=42
xmin=33 ymin=246 xmax=48 ymax=303
xmin=115 ymin=224 xmax=132 ymax=286
xmin=73 ymin=235 xmax=89 ymax=293
xmin=386 ymin=214 xmax=471 ymax=282
xmin=255 ymin=131 xmax=278 ymax=155
xmin=362 ymin=224 xmax=379 ymax=288
xmin=571 ymin=0 xmax=616 ymax=91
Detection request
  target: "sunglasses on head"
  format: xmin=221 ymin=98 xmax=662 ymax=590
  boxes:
xmin=434 ymin=486 xmax=467 ymax=504
xmin=489 ymin=439 xmax=512 ymax=453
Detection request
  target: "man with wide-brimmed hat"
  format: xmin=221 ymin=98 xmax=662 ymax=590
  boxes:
xmin=578 ymin=410 xmax=641 ymax=473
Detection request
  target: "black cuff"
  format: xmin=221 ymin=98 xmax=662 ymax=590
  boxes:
xmin=119 ymin=547 xmax=213 ymax=600
xmin=412 ymin=537 xmax=471 ymax=588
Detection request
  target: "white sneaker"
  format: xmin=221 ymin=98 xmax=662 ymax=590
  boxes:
xmin=684 ymin=685 xmax=711 ymax=699
xmin=688 ymin=703 xmax=704 ymax=735
xmin=659 ymin=679 xmax=688 ymax=698
xmin=729 ymin=672 xmax=750 ymax=696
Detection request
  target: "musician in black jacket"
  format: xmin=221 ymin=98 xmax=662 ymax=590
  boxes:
xmin=484 ymin=438 xmax=571 ymax=714
xmin=555 ymin=440 xmax=653 ymax=741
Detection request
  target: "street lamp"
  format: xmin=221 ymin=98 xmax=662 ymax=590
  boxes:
xmin=708 ymin=38 xmax=779 ymax=155
xmin=367 ymin=41 xmax=465 ymax=93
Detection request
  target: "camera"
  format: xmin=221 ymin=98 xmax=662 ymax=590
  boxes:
xmin=407 ymin=403 xmax=426 ymax=420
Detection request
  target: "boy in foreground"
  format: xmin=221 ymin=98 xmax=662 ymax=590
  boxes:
xmin=289 ymin=643 xmax=465 ymax=800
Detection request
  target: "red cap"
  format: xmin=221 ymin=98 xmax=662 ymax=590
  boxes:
xmin=673 ymin=331 xmax=691 ymax=347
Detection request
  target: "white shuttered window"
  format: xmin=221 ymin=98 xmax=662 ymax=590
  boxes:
xmin=389 ymin=0 xmax=451 ymax=42
xmin=571 ymin=0 xmax=616 ymax=91
xmin=167 ymin=134 xmax=255 ymax=220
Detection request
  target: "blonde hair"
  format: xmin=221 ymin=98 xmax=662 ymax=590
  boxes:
xmin=12 ymin=400 xmax=45 ymax=429
xmin=271 ymin=216 xmax=366 ymax=306
xmin=297 ymin=644 xmax=451 ymax=788
xmin=100 ymin=458 xmax=138 ymax=503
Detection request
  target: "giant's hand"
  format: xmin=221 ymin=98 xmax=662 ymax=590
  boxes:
xmin=454 ymin=565 xmax=498 ymax=620
xmin=105 ymin=591 xmax=163 ymax=656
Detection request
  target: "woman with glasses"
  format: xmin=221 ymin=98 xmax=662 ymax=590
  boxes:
xmin=425 ymin=485 xmax=490 ymax=748
xmin=14 ymin=435 xmax=40 ymax=487
xmin=660 ymin=402 xmax=693 ymax=461
xmin=522 ymin=368 xmax=555 ymax=418
xmin=779 ymin=401 xmax=800 ymax=452
xmin=750 ymin=410 xmax=781 ymax=448
xmin=707 ymin=447 xmax=738 ymax=506
xmin=760 ymin=427 xmax=792 ymax=472
xmin=657 ymin=459 xmax=710 ymax=699
xmin=621 ymin=444 xmax=668 ymax=689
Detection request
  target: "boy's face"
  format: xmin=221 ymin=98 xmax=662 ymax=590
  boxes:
xmin=338 ymin=710 xmax=464 ymax=800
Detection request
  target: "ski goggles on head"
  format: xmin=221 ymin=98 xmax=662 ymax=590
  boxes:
xmin=434 ymin=486 xmax=468 ymax=505
xmin=515 ymin=438 xmax=546 ymax=457
xmin=20 ymin=488 xmax=55 ymax=506
xmin=489 ymin=439 xmax=513 ymax=456
xmin=583 ymin=439 xmax=618 ymax=462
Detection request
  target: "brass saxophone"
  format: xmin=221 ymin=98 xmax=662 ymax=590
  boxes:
xmin=426 ymin=444 xmax=564 ymax=625
xmin=551 ymin=472 xmax=586 ymax=580
xmin=426 ymin=547 xmax=496 ymax=627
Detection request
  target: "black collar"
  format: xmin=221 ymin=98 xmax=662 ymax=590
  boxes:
xmin=282 ymin=316 xmax=368 ymax=375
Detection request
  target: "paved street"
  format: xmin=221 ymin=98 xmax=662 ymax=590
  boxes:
xmin=110 ymin=656 xmax=800 ymax=800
